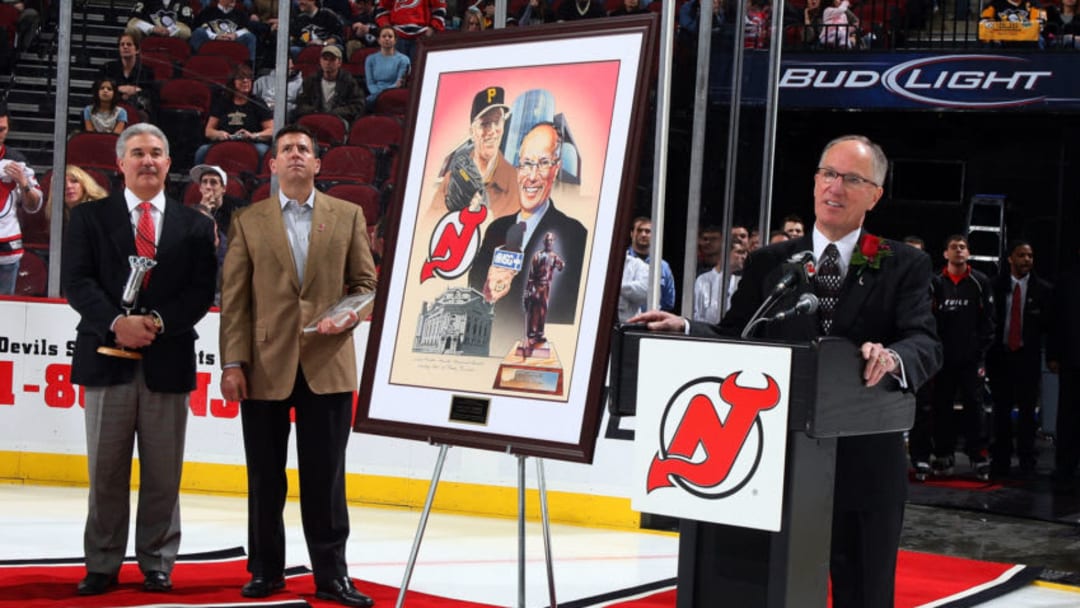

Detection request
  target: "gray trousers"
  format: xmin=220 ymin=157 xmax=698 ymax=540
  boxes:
xmin=83 ymin=364 xmax=189 ymax=575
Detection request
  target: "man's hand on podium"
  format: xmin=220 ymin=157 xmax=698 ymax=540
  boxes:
xmin=627 ymin=310 xmax=687 ymax=334
xmin=860 ymin=341 xmax=898 ymax=387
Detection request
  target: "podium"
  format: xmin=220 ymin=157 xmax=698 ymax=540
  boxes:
xmin=617 ymin=329 xmax=915 ymax=608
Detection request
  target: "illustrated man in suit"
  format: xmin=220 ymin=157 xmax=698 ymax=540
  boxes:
xmin=219 ymin=124 xmax=378 ymax=607
xmin=468 ymin=122 xmax=586 ymax=356
xmin=631 ymin=135 xmax=941 ymax=607
xmin=988 ymin=240 xmax=1052 ymax=478
xmin=62 ymin=123 xmax=218 ymax=596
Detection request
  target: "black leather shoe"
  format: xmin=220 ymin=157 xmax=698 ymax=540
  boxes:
xmin=241 ymin=575 xmax=286 ymax=598
xmin=143 ymin=570 xmax=173 ymax=592
xmin=76 ymin=572 xmax=118 ymax=596
xmin=315 ymin=577 xmax=374 ymax=607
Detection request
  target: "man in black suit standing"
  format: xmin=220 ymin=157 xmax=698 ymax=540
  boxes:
xmin=62 ymin=123 xmax=218 ymax=597
xmin=631 ymin=135 xmax=941 ymax=607
xmin=469 ymin=122 xmax=586 ymax=356
xmin=988 ymin=240 xmax=1052 ymax=477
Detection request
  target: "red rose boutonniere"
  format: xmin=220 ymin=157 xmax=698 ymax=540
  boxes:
xmin=850 ymin=234 xmax=892 ymax=272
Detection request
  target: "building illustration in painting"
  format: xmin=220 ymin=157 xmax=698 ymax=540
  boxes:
xmin=413 ymin=287 xmax=493 ymax=356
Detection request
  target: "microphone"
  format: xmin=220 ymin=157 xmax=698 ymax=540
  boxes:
xmin=769 ymin=250 xmax=816 ymax=297
xmin=767 ymin=293 xmax=819 ymax=323
xmin=483 ymin=222 xmax=526 ymax=304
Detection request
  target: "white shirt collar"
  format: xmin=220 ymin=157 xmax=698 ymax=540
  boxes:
xmin=279 ymin=189 xmax=315 ymax=210
xmin=124 ymin=189 xmax=166 ymax=214
xmin=812 ymin=225 xmax=861 ymax=276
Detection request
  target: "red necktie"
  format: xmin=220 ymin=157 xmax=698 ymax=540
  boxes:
xmin=136 ymin=202 xmax=156 ymax=286
xmin=1008 ymin=283 xmax=1022 ymax=351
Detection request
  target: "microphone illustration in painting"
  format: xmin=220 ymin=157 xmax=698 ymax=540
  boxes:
xmin=482 ymin=221 xmax=526 ymax=304
xmin=767 ymin=292 xmax=820 ymax=323
xmin=97 ymin=255 xmax=157 ymax=359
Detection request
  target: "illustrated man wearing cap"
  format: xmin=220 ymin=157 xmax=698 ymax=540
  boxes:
xmin=428 ymin=86 xmax=520 ymax=221
xmin=295 ymin=44 xmax=366 ymax=124
xmin=190 ymin=164 xmax=247 ymax=238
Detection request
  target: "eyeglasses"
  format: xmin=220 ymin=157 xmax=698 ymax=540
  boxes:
xmin=517 ymin=157 xmax=557 ymax=174
xmin=816 ymin=167 xmax=879 ymax=188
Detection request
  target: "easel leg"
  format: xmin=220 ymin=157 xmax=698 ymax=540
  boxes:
xmin=536 ymin=458 xmax=557 ymax=608
xmin=395 ymin=443 xmax=450 ymax=608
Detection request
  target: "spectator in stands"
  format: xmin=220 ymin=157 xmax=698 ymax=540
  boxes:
xmin=678 ymin=0 xmax=726 ymax=48
xmin=252 ymin=57 xmax=303 ymax=120
xmin=1045 ymin=0 xmax=1079 ymax=47
xmin=101 ymin=32 xmax=157 ymax=121
xmin=557 ymin=0 xmax=606 ymax=20
xmin=744 ymin=0 xmax=771 ymax=48
xmin=0 ymin=106 xmax=43 ymax=295
xmin=290 ymin=0 xmax=345 ymax=57
xmin=128 ymin=0 xmax=194 ymax=40
xmin=768 ymin=229 xmax=788 ymax=244
xmin=903 ymin=235 xmax=925 ymax=250
xmin=82 ymin=78 xmax=129 ymax=135
xmin=748 ymin=227 xmax=761 ymax=251
xmin=2 ymin=0 xmax=41 ymax=53
xmin=979 ymin=0 xmax=1045 ymax=47
xmin=296 ymin=45 xmax=366 ymax=124
xmin=693 ymin=240 xmax=747 ymax=323
xmin=375 ymin=0 xmax=446 ymax=60
xmin=194 ymin=64 xmax=273 ymax=165
xmin=463 ymin=5 xmax=486 ymax=29
xmin=730 ymin=223 xmax=749 ymax=248
xmin=365 ymin=26 xmax=410 ymax=107
xmin=801 ymin=0 xmax=824 ymax=46
xmin=45 ymin=165 xmax=107 ymax=230
xmin=516 ymin=0 xmax=557 ymax=25
xmin=628 ymin=216 xmax=676 ymax=312
xmin=193 ymin=203 xmax=225 ymax=306
xmin=189 ymin=164 xmax=247 ymax=238
xmin=782 ymin=213 xmax=804 ymax=238
xmin=696 ymin=224 xmax=723 ymax=275
xmin=345 ymin=0 xmax=379 ymax=58
xmin=610 ymin=0 xmax=649 ymax=16
xmin=820 ymin=0 xmax=859 ymax=48
xmin=190 ymin=0 xmax=259 ymax=65
xmin=618 ymin=249 xmax=649 ymax=323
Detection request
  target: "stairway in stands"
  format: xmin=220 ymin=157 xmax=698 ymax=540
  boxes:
xmin=6 ymin=0 xmax=135 ymax=177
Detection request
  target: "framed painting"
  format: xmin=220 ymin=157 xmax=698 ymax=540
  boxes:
xmin=355 ymin=15 xmax=657 ymax=463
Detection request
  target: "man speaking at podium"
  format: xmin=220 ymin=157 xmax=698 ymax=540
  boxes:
xmin=630 ymin=135 xmax=941 ymax=607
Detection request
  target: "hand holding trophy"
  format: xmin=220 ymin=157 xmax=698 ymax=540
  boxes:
xmin=97 ymin=255 xmax=158 ymax=359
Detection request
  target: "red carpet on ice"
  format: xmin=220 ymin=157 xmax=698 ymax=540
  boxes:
xmin=0 ymin=547 xmax=1040 ymax=608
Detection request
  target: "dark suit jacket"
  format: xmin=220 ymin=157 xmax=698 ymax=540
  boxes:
xmin=468 ymin=200 xmax=587 ymax=329
xmin=62 ymin=193 xmax=218 ymax=393
xmin=689 ymin=234 xmax=941 ymax=509
xmin=990 ymin=270 xmax=1052 ymax=370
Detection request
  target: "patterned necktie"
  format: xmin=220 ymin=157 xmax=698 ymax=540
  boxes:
xmin=1008 ymin=283 xmax=1023 ymax=351
xmin=814 ymin=243 xmax=842 ymax=335
xmin=135 ymin=202 xmax=156 ymax=287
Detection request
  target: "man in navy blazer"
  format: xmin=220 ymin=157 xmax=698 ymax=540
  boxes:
xmin=62 ymin=123 xmax=218 ymax=597
xmin=632 ymin=135 xmax=941 ymax=607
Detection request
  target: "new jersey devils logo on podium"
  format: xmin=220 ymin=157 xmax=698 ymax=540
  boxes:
xmin=646 ymin=372 xmax=780 ymax=499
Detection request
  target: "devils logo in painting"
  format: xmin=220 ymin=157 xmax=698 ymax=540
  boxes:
xmin=420 ymin=206 xmax=488 ymax=282
xmin=646 ymin=372 xmax=780 ymax=499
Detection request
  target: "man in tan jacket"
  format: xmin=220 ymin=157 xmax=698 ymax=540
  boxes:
xmin=219 ymin=124 xmax=377 ymax=607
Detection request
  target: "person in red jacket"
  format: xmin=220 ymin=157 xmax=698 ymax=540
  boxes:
xmin=374 ymin=0 xmax=446 ymax=60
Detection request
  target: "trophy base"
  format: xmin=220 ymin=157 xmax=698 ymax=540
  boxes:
xmin=493 ymin=340 xmax=563 ymax=395
xmin=96 ymin=346 xmax=143 ymax=360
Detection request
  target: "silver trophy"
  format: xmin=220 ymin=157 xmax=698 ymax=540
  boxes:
xmin=97 ymin=255 xmax=158 ymax=360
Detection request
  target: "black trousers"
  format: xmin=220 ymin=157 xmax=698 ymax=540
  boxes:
xmin=931 ymin=362 xmax=988 ymax=459
xmin=908 ymin=379 xmax=934 ymax=463
xmin=987 ymin=348 xmax=1041 ymax=469
xmin=830 ymin=502 xmax=905 ymax=608
xmin=241 ymin=367 xmax=353 ymax=584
